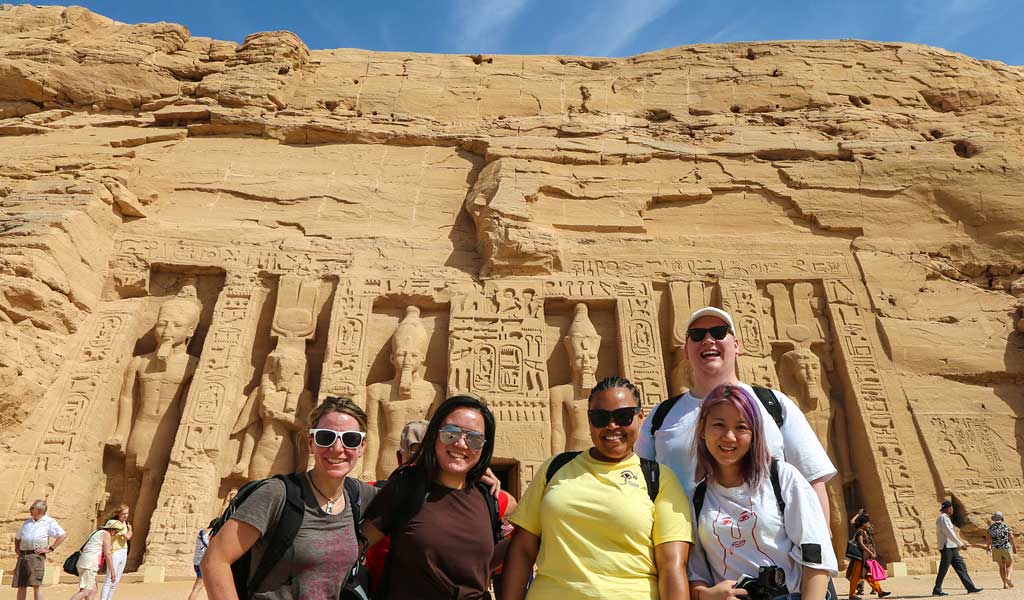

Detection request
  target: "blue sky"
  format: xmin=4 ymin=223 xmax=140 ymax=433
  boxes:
xmin=31 ymin=1 xmax=1024 ymax=65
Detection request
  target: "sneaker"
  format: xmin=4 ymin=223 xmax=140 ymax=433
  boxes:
xmin=932 ymin=592 xmax=948 ymax=596
xmin=1008 ymin=581 xmax=1015 ymax=589
xmin=850 ymin=596 xmax=863 ymax=600
xmin=967 ymin=589 xmax=984 ymax=594
xmin=879 ymin=592 xmax=892 ymax=598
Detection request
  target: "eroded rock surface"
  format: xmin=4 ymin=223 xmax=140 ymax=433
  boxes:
xmin=1 ymin=4 xmax=1022 ymax=574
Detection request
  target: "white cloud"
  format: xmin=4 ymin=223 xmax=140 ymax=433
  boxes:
xmin=450 ymin=0 xmax=531 ymax=53
xmin=548 ymin=0 xmax=682 ymax=57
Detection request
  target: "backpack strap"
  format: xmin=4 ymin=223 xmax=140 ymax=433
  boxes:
xmin=247 ymin=472 xmax=306 ymax=595
xmin=649 ymin=394 xmax=683 ymax=435
xmin=545 ymin=451 xmax=582 ymax=484
xmin=639 ymin=458 xmax=660 ymax=503
xmin=344 ymin=478 xmax=365 ymax=546
xmin=476 ymin=482 xmax=502 ymax=544
xmin=769 ymin=458 xmax=785 ymax=516
xmin=692 ymin=480 xmax=714 ymax=581
xmin=752 ymin=386 xmax=784 ymax=428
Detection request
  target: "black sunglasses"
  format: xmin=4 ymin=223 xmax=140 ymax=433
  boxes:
xmin=310 ymin=429 xmax=366 ymax=449
xmin=588 ymin=406 xmax=641 ymax=428
xmin=686 ymin=325 xmax=731 ymax=343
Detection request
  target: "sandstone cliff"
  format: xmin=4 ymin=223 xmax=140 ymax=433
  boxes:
xmin=1 ymin=4 xmax=1021 ymax=574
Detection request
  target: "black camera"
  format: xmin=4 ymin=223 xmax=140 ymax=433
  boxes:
xmin=734 ymin=566 xmax=788 ymax=600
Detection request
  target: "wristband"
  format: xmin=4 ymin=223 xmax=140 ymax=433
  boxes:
xmin=48 ymin=546 xmax=54 ymax=551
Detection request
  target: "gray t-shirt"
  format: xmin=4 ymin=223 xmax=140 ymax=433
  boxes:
xmin=231 ymin=474 xmax=378 ymax=600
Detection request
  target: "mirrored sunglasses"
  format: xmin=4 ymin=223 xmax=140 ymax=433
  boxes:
xmin=438 ymin=425 xmax=486 ymax=451
xmin=686 ymin=325 xmax=731 ymax=343
xmin=310 ymin=429 xmax=366 ymax=449
xmin=587 ymin=406 xmax=641 ymax=428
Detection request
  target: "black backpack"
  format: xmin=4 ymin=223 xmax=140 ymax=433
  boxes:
xmin=544 ymin=451 xmax=661 ymax=502
xmin=649 ymin=386 xmax=785 ymax=436
xmin=210 ymin=473 xmax=366 ymax=599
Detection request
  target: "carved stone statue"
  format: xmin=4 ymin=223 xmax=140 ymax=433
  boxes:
xmin=777 ymin=345 xmax=831 ymax=443
xmin=106 ymin=285 xmax=202 ymax=568
xmin=232 ymin=339 xmax=313 ymax=479
xmin=364 ymin=306 xmax=443 ymax=479
xmin=550 ymin=303 xmax=600 ymax=454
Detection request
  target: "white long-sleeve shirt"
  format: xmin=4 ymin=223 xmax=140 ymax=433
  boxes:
xmin=936 ymin=513 xmax=965 ymax=549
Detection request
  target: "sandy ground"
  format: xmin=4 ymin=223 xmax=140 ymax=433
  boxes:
xmin=0 ymin=570 xmax=1020 ymax=599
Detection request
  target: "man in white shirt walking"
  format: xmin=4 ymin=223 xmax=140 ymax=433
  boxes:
xmin=933 ymin=499 xmax=983 ymax=596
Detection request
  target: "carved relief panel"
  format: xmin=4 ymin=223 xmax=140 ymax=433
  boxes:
xmin=450 ymin=283 xmax=550 ymax=487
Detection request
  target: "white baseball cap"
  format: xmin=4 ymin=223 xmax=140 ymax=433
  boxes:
xmin=686 ymin=307 xmax=736 ymax=333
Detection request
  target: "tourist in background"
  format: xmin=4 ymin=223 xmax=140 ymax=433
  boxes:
xmin=846 ymin=513 xmax=891 ymax=600
xmin=986 ymin=511 xmax=1015 ymax=589
xmin=98 ymin=505 xmax=131 ymax=600
xmin=187 ymin=520 xmax=215 ymax=600
xmin=687 ymin=384 xmax=837 ymax=600
xmin=502 ymin=376 xmax=692 ymax=600
xmin=202 ymin=396 xmax=378 ymax=599
xmin=70 ymin=520 xmax=121 ymax=600
xmin=933 ymin=500 xmax=982 ymax=596
xmin=363 ymin=395 xmax=506 ymax=599
xmin=12 ymin=499 xmax=67 ymax=600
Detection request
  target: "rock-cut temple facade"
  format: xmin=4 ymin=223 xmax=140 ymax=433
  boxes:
xmin=1 ymin=4 xmax=1023 ymax=575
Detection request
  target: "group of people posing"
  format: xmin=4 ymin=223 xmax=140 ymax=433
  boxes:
xmin=196 ymin=305 xmax=839 ymax=600
xmin=11 ymin=305 xmax=1008 ymax=600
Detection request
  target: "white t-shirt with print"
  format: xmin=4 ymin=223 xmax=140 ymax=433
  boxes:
xmin=635 ymin=383 xmax=836 ymax=496
xmin=688 ymin=460 xmax=839 ymax=592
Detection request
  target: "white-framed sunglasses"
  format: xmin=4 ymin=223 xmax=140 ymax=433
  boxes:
xmin=309 ymin=429 xmax=366 ymax=449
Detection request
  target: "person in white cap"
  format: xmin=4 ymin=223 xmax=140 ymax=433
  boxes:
xmin=636 ymin=306 xmax=836 ymax=508
xmin=986 ymin=511 xmax=1015 ymax=589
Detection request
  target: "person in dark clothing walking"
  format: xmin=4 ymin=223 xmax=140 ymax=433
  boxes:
xmin=933 ymin=500 xmax=983 ymax=596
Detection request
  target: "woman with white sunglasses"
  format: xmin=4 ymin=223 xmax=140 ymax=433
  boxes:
xmin=203 ymin=396 xmax=377 ymax=599
xmin=363 ymin=395 xmax=506 ymax=599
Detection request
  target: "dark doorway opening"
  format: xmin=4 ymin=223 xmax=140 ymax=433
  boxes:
xmin=490 ymin=459 xmax=521 ymax=499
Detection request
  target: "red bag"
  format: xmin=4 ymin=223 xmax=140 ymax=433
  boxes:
xmin=866 ymin=558 xmax=887 ymax=581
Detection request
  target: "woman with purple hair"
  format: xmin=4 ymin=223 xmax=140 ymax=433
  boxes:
xmin=687 ymin=384 xmax=837 ymax=600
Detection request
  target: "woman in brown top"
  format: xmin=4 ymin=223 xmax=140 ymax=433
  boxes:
xmin=847 ymin=514 xmax=891 ymax=600
xmin=363 ymin=395 xmax=504 ymax=599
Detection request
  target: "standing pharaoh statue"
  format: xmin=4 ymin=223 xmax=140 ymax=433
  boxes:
xmin=364 ymin=306 xmax=443 ymax=479
xmin=232 ymin=340 xmax=313 ymax=480
xmin=550 ymin=303 xmax=601 ymax=454
xmin=106 ymin=285 xmax=202 ymax=568
xmin=778 ymin=345 xmax=831 ymax=444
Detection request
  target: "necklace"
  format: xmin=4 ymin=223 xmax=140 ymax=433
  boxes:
xmin=307 ymin=474 xmax=344 ymax=514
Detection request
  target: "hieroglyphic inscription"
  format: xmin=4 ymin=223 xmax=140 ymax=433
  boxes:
xmin=916 ymin=414 xmax=1021 ymax=490
xmin=116 ymin=235 xmax=352 ymax=277
xmin=720 ymin=279 xmax=778 ymax=389
xmin=543 ymin=278 xmax=667 ymax=409
xmin=144 ymin=274 xmax=264 ymax=568
xmin=568 ymin=254 xmax=850 ymax=280
xmin=824 ymin=281 xmax=930 ymax=558
xmin=320 ymin=279 xmax=373 ymax=406
xmin=6 ymin=302 xmax=142 ymax=553
xmin=449 ymin=283 xmax=549 ymax=492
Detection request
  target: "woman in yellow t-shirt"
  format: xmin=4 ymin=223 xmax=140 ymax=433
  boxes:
xmin=503 ymin=375 xmax=693 ymax=600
